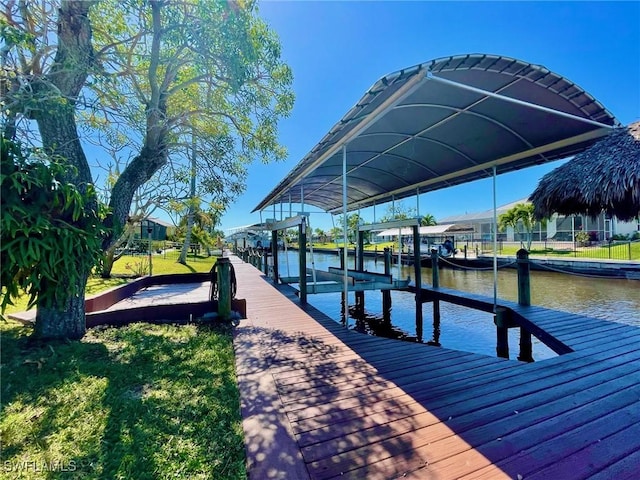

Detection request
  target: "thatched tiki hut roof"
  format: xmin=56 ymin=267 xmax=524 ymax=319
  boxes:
xmin=530 ymin=121 xmax=640 ymax=222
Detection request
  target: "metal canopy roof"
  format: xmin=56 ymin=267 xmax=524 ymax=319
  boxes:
xmin=254 ymin=54 xmax=618 ymax=214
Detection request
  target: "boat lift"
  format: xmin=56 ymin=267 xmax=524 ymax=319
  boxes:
xmin=273 ymin=215 xmax=421 ymax=306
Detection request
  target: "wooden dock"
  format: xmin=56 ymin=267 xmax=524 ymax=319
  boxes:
xmin=231 ymin=255 xmax=640 ymax=479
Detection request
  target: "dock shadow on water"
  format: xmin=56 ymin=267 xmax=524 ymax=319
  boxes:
xmin=347 ymin=305 xmax=419 ymax=343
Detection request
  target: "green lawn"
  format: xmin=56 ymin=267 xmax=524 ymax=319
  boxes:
xmin=1 ymin=254 xmax=243 ymax=479
xmin=2 ymin=277 xmax=130 ymax=316
xmin=0 ymin=321 xmax=245 ymax=479
xmin=110 ymin=254 xmax=217 ymax=276
xmin=2 ymin=255 xmax=218 ymax=316
xmin=496 ymin=241 xmax=640 ymax=261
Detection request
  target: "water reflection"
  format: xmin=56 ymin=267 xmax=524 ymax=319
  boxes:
xmin=278 ymin=251 xmax=640 ymax=360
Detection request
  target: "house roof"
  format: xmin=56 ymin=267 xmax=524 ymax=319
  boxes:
xmin=438 ymin=198 xmax=531 ymax=223
xmin=145 ymin=217 xmax=174 ymax=228
xmin=254 ymin=53 xmax=617 ymax=215
xmin=376 ymin=224 xmax=475 ymax=237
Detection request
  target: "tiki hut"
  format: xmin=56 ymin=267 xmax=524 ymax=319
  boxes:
xmin=530 ymin=121 xmax=640 ymax=222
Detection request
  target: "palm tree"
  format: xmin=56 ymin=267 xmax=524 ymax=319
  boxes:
xmin=421 ymin=214 xmax=437 ymax=226
xmin=498 ymin=203 xmax=542 ymax=250
xmin=314 ymin=227 xmax=326 ymax=243
xmin=329 ymin=226 xmax=343 ymax=244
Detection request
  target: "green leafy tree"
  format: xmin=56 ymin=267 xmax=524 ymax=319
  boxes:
xmin=2 ymin=0 xmax=293 ymax=338
xmin=337 ymin=213 xmax=370 ymax=243
xmin=380 ymin=201 xmax=417 ymax=222
xmin=1 ymin=138 xmax=107 ymax=339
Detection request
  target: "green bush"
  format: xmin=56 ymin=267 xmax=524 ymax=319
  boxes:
xmin=574 ymin=231 xmax=590 ymax=246
xmin=0 ymin=137 xmax=108 ymax=311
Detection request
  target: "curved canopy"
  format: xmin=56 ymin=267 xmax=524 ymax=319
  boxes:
xmin=530 ymin=121 xmax=640 ymax=222
xmin=254 ymin=53 xmax=618 ymax=214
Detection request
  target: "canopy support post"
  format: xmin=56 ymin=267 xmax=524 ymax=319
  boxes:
xmin=342 ymin=145 xmax=349 ymax=329
xmin=298 ymin=217 xmax=307 ymax=305
xmin=413 ymin=224 xmax=423 ymax=342
xmin=492 ymin=165 xmax=498 ymax=313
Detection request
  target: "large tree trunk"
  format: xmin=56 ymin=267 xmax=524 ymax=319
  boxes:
xmin=33 ymin=107 xmax=94 ymax=339
xmin=29 ymin=1 xmax=96 ymax=339
xmin=101 ymin=247 xmax=117 ymax=278
xmin=35 ymin=273 xmax=89 ymax=340
xmin=102 ymin=0 xmax=170 ymax=252
xmin=104 ymin=147 xmax=168 ymax=251
xmin=100 ymin=220 xmax=139 ymax=277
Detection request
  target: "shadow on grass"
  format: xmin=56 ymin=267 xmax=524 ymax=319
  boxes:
xmin=0 ymin=321 xmax=245 ymax=479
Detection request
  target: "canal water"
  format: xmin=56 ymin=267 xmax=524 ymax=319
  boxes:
xmin=277 ymin=250 xmax=640 ymax=361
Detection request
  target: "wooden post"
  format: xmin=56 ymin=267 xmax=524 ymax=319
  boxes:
xmin=430 ymin=250 xmax=441 ymax=347
xmin=263 ymin=249 xmax=269 ymax=275
xmin=355 ymin=230 xmax=365 ymax=315
xmin=517 ymin=248 xmax=534 ymax=362
xmin=217 ymin=257 xmax=231 ymax=320
xmin=413 ymin=225 xmax=423 ymax=342
xmin=298 ymin=220 xmax=307 ymax=305
xmin=271 ymin=230 xmax=279 ymax=283
xmin=256 ymin=250 xmax=262 ymax=271
xmin=517 ymin=249 xmax=531 ymax=306
xmin=495 ymin=306 xmax=509 ymax=359
xmin=382 ymin=248 xmax=392 ymax=327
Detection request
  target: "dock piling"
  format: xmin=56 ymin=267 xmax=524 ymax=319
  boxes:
xmin=494 ymin=306 xmax=509 ymax=359
xmin=216 ymin=257 xmax=231 ymax=320
xmin=430 ymin=250 xmax=441 ymax=346
xmin=355 ymin=232 xmax=365 ymax=315
xmin=263 ymin=249 xmax=269 ymax=275
xmin=413 ymin=225 xmax=423 ymax=342
xmin=517 ymin=249 xmax=534 ymax=362
xmin=382 ymin=248 xmax=392 ymax=327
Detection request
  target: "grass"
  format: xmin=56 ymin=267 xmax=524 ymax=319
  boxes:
xmin=496 ymin=240 xmax=640 ymax=261
xmin=110 ymin=253 xmax=217 ymax=276
xmin=2 ymin=278 xmax=130 ymax=316
xmin=2 ymin=255 xmax=218 ymax=316
xmin=0 ymin=320 xmax=245 ymax=479
xmin=1 ymin=253 xmax=240 ymax=478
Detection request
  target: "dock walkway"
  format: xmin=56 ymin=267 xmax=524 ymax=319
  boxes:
xmin=231 ymin=255 xmax=640 ymax=479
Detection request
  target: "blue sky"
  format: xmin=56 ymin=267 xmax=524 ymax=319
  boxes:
xmin=219 ymin=1 xmax=640 ymax=233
